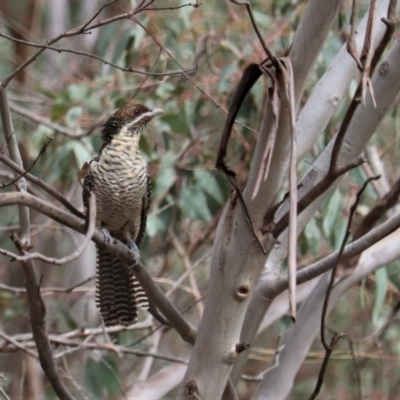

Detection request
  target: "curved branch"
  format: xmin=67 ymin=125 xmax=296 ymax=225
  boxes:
xmin=0 ymin=192 xmax=95 ymax=265
xmin=0 ymin=192 xmax=197 ymax=345
xmin=0 ymin=32 xmax=195 ymax=78
xmin=0 ymin=154 xmax=85 ymax=219
xmin=1 ymin=83 xmax=74 ymax=399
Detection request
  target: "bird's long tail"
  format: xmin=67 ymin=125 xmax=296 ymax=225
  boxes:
xmin=95 ymin=245 xmax=149 ymax=326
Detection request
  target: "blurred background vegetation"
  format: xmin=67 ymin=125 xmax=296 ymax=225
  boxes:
xmin=0 ymin=0 xmax=399 ymax=398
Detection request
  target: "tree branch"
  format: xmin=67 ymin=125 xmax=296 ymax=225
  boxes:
xmin=0 ymin=192 xmax=197 ymax=345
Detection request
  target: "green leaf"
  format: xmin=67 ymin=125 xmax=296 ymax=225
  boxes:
xmin=155 ymin=82 xmax=175 ymax=99
xmin=194 ymin=170 xmax=224 ymax=204
xmin=60 ymin=140 xmax=91 ymax=167
xmin=154 ymin=151 xmax=176 ymax=198
xmin=84 ymin=357 xmax=121 ymax=398
xmin=179 ymin=0 xmax=194 ymax=29
xmin=372 ymin=267 xmax=388 ymax=326
xmin=322 ymin=190 xmax=342 ymax=244
xmin=65 ymin=106 xmax=83 ymax=129
xmin=253 ymin=10 xmax=271 ymax=28
xmin=161 ymin=112 xmax=190 ymax=135
xmin=68 ymin=84 xmax=89 ymax=103
xmin=180 ymin=184 xmax=212 ymax=223
xmin=84 ymin=93 xmax=102 ymax=113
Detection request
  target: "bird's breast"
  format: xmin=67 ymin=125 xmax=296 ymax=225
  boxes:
xmin=89 ymin=143 xmax=148 ymax=232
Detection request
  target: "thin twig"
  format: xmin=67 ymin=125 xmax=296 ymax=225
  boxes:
xmin=1 ymin=1 xmax=155 ymax=87
xmin=0 ymin=192 xmax=197 ymax=345
xmin=309 ymin=175 xmax=380 ymax=399
xmin=0 ymin=135 xmax=53 ymax=189
xmin=165 ymin=250 xmax=211 ymax=297
xmin=320 ymin=175 xmax=380 ymax=350
xmin=0 ymin=32 xmax=195 ymax=78
xmin=0 ymin=276 xmax=95 ymax=295
xmin=0 ymin=192 xmax=95 ymax=265
xmin=0 ymin=154 xmax=85 ymax=219
xmin=169 ymin=230 xmax=204 ymax=317
xmin=308 ymin=333 xmax=344 ymax=400
xmin=270 ymin=157 xmax=366 ymax=236
xmin=347 ymin=0 xmax=363 ymax=69
xmin=9 ymin=102 xmax=85 ymax=138
xmin=230 ymin=0 xmax=278 ymax=68
xmin=361 ymin=0 xmax=378 ymax=106
xmin=0 ymin=83 xmax=74 ymax=399
xmin=78 ymin=0 xmax=118 ymax=32
xmin=146 ymin=1 xmax=201 ymax=11
xmin=0 ymin=380 xmax=11 ymax=400
xmin=0 ymin=331 xmax=37 ymax=358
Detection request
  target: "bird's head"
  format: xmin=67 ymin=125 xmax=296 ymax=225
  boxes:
xmin=101 ymin=101 xmax=164 ymax=144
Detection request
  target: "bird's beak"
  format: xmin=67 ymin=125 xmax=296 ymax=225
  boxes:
xmin=149 ymin=108 xmax=164 ymax=117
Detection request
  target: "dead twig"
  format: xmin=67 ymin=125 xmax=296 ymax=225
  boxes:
xmin=0 ymin=136 xmax=53 ymax=189
xmin=0 ymin=192 xmax=197 ymax=345
xmin=230 ymin=0 xmax=278 ymax=67
xmin=1 ymin=81 xmax=74 ymax=399
xmin=0 ymin=32 xmax=195 ymax=78
xmin=9 ymin=102 xmax=86 ymax=138
xmin=169 ymin=230 xmax=204 ymax=317
xmin=0 ymin=192 xmax=95 ymax=265
xmin=0 ymin=154 xmax=85 ymax=219
xmin=278 ymin=58 xmax=298 ymax=321
xmin=1 ymin=1 xmax=159 ymax=87
xmin=309 ymin=175 xmax=380 ymax=399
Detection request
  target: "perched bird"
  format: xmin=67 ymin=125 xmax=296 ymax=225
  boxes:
xmin=83 ymin=101 xmax=163 ymax=326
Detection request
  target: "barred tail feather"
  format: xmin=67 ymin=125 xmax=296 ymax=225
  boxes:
xmin=96 ymin=245 xmax=148 ymax=326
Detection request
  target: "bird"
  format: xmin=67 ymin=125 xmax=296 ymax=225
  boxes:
xmin=82 ymin=101 xmax=163 ymax=326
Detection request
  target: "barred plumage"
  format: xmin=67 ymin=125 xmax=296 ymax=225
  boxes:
xmin=83 ymin=101 xmax=163 ymax=326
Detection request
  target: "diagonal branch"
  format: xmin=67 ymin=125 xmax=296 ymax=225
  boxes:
xmin=0 ymin=32 xmax=195 ymax=78
xmin=0 ymin=135 xmax=53 ymax=189
xmin=0 ymin=192 xmax=96 ymax=265
xmin=0 ymin=154 xmax=85 ymax=219
xmin=0 ymin=192 xmax=197 ymax=345
xmin=1 ymin=1 xmax=157 ymax=87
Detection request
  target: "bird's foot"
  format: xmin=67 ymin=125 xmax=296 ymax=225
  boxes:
xmin=127 ymin=238 xmax=140 ymax=266
xmin=101 ymin=228 xmax=112 ymax=245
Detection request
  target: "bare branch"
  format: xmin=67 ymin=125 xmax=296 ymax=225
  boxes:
xmin=0 ymin=191 xmax=95 ymax=265
xmin=1 ymin=1 xmax=164 ymax=87
xmin=269 ymin=207 xmax=400 ymax=295
xmin=0 ymin=135 xmax=53 ymax=189
xmin=309 ymin=176 xmax=380 ymax=399
xmin=0 ymin=331 xmax=37 ymax=359
xmin=230 ymin=0 xmax=277 ymax=67
xmin=0 ymin=154 xmax=85 ymax=219
xmin=0 ymin=192 xmax=197 ymax=345
xmin=0 ymin=32 xmax=195 ymax=78
xmin=279 ymin=58 xmax=298 ymax=321
xmin=9 ymin=102 xmax=86 ymax=138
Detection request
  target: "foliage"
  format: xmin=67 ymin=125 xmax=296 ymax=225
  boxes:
xmin=0 ymin=1 xmax=400 ymax=399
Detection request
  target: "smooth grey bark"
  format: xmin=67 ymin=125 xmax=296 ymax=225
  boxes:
xmin=252 ymin=34 xmax=400 ymax=399
xmin=230 ymin=1 xmax=400 ymax=386
xmin=254 ymin=229 xmax=400 ymax=400
xmin=178 ymin=1 xmax=343 ymax=399
xmin=127 ymin=364 xmax=187 ymax=400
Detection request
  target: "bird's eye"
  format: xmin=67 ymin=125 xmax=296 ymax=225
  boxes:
xmin=134 ymin=109 xmax=141 ymax=115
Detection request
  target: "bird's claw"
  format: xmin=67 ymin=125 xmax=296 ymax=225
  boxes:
xmin=127 ymin=238 xmax=140 ymax=266
xmin=102 ymin=228 xmax=112 ymax=245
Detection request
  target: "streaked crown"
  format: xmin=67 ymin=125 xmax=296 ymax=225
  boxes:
xmin=101 ymin=101 xmax=163 ymax=145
